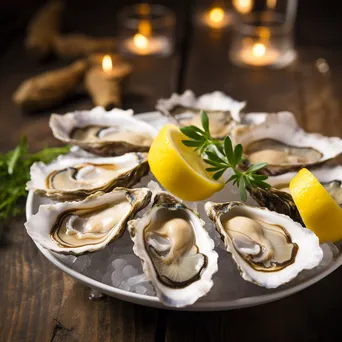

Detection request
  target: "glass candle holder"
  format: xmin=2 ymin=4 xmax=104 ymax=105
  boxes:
xmin=229 ymin=0 xmax=297 ymax=68
xmin=117 ymin=4 xmax=175 ymax=57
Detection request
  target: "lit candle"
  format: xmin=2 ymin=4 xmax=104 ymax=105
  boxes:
xmin=233 ymin=0 xmax=253 ymax=14
xmin=239 ymin=42 xmax=280 ymax=66
xmin=203 ymin=7 xmax=229 ymax=28
xmin=124 ymin=19 xmax=170 ymax=56
xmin=85 ymin=54 xmax=132 ymax=108
xmin=89 ymin=54 xmax=132 ymax=79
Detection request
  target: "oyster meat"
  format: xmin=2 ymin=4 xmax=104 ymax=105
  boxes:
xmin=50 ymin=107 xmax=158 ymax=156
xmin=205 ymin=201 xmax=323 ymax=288
xmin=27 ymin=152 xmax=149 ymax=201
xmin=25 ymin=188 xmax=151 ymax=254
xmin=232 ymin=112 xmax=342 ymax=175
xmin=156 ymin=90 xmax=246 ymax=139
xmin=128 ymin=192 xmax=218 ymax=307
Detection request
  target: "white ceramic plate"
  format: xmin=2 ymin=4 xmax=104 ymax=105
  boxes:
xmin=25 ymin=112 xmax=342 ymax=311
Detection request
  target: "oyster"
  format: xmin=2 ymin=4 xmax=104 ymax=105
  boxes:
xmin=27 ymin=152 xmax=149 ymax=201
xmin=232 ymin=112 xmax=342 ymax=175
xmin=267 ymin=166 xmax=342 ymax=205
xmin=247 ymin=186 xmax=303 ymax=225
xmin=50 ymin=107 xmax=158 ymax=156
xmin=128 ymin=192 xmax=218 ymax=307
xmin=205 ymin=201 xmax=323 ymax=288
xmin=25 ymin=188 xmax=151 ymax=254
xmin=250 ymin=166 xmax=342 ymax=222
xmin=156 ymin=90 xmax=246 ymax=139
xmin=241 ymin=111 xmax=298 ymax=126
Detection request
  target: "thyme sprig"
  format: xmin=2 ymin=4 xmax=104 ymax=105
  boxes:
xmin=180 ymin=110 xmax=270 ymax=201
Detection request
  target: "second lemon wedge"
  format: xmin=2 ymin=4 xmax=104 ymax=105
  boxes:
xmin=148 ymin=124 xmax=224 ymax=201
xmin=290 ymin=168 xmax=342 ymax=243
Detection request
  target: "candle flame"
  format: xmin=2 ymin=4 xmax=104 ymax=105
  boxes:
xmin=252 ymin=43 xmax=266 ymax=57
xmin=102 ymin=55 xmax=112 ymax=72
xmin=209 ymin=7 xmax=225 ymax=23
xmin=233 ymin=0 xmax=253 ymax=14
xmin=133 ymin=33 xmax=149 ymax=50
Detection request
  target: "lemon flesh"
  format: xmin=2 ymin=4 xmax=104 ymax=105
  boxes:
xmin=290 ymin=168 xmax=342 ymax=243
xmin=148 ymin=124 xmax=224 ymax=201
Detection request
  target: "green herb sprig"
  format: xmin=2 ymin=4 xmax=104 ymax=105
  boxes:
xmin=0 ymin=137 xmax=69 ymax=223
xmin=180 ymin=110 xmax=270 ymax=201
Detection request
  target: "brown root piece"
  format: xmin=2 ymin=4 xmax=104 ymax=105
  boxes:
xmin=85 ymin=68 xmax=122 ymax=109
xmin=247 ymin=186 xmax=304 ymax=226
xmin=25 ymin=0 xmax=64 ymax=59
xmin=13 ymin=59 xmax=88 ymax=111
xmin=53 ymin=34 xmax=116 ymax=59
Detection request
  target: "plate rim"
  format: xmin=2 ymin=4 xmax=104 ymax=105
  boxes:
xmin=25 ymin=111 xmax=342 ymax=311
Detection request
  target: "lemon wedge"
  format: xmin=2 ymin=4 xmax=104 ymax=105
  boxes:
xmin=148 ymin=124 xmax=224 ymax=201
xmin=290 ymin=168 xmax=342 ymax=243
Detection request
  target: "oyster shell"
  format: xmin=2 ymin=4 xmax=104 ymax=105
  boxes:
xmin=27 ymin=152 xmax=149 ymax=201
xmin=247 ymin=186 xmax=303 ymax=225
xmin=50 ymin=107 xmax=158 ymax=156
xmin=241 ymin=111 xmax=298 ymax=126
xmin=267 ymin=166 xmax=342 ymax=205
xmin=128 ymin=192 xmax=218 ymax=307
xmin=156 ymin=90 xmax=246 ymax=139
xmin=250 ymin=166 xmax=342 ymax=222
xmin=25 ymin=188 xmax=151 ymax=254
xmin=232 ymin=112 xmax=342 ymax=175
xmin=205 ymin=201 xmax=323 ymax=288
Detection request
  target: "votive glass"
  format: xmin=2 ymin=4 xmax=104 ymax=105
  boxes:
xmin=117 ymin=4 xmax=175 ymax=57
xmin=229 ymin=0 xmax=297 ymax=69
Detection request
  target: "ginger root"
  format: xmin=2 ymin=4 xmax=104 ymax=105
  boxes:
xmin=13 ymin=59 xmax=88 ymax=111
xmin=53 ymin=34 xmax=116 ymax=59
xmin=25 ymin=0 xmax=64 ymax=59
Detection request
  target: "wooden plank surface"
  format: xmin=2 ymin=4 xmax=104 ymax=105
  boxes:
xmin=165 ymin=2 xmax=342 ymax=342
xmin=2 ymin=0 xmax=342 ymax=341
xmin=0 ymin=0 xmax=185 ymax=341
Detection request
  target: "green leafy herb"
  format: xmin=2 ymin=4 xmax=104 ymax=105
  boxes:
xmin=0 ymin=138 xmax=69 ymax=223
xmin=180 ymin=110 xmax=270 ymax=201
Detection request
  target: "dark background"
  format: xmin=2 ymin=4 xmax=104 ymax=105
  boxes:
xmin=1 ymin=1 xmax=342 ymax=341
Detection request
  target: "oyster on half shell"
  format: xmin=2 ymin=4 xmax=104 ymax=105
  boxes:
xmin=249 ymin=165 xmax=342 ymax=223
xmin=27 ymin=152 xmax=149 ymax=201
xmin=156 ymin=90 xmax=246 ymax=139
xmin=25 ymin=188 xmax=151 ymax=255
xmin=267 ymin=166 xmax=342 ymax=205
xmin=205 ymin=201 xmax=323 ymax=288
xmin=128 ymin=192 xmax=218 ymax=307
xmin=232 ymin=112 xmax=342 ymax=175
xmin=50 ymin=107 xmax=158 ymax=156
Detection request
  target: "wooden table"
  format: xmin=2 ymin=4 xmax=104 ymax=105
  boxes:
xmin=1 ymin=1 xmax=342 ymax=341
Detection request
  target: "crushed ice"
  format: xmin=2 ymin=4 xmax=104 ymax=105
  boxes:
xmin=53 ymin=173 xmax=342 ymax=302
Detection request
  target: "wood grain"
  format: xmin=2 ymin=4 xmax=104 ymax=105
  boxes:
xmin=164 ymin=2 xmax=342 ymax=342
xmin=0 ymin=0 xmax=185 ymax=341
xmin=2 ymin=0 xmax=342 ymax=341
